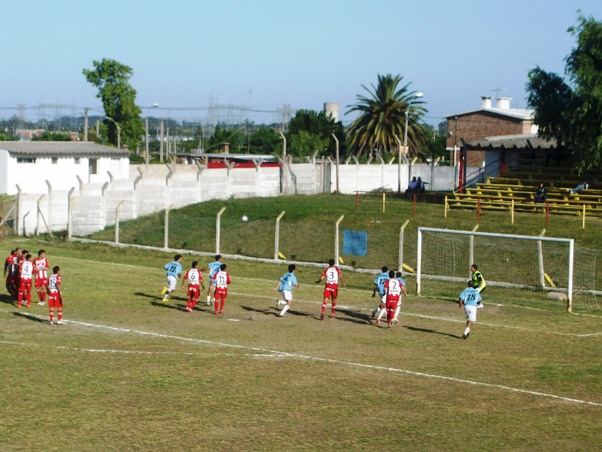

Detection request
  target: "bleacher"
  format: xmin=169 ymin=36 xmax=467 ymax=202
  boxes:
xmin=449 ymin=165 xmax=602 ymax=217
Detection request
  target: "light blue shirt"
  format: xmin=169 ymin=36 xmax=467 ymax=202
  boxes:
xmin=374 ymin=272 xmax=389 ymax=296
xmin=278 ymin=272 xmax=298 ymax=292
xmin=164 ymin=260 xmax=182 ymax=278
xmin=208 ymin=260 xmax=222 ymax=279
xmin=459 ymin=287 xmax=482 ymax=306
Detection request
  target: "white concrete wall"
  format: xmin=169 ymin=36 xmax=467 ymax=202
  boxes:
xmin=0 ymin=150 xmax=7 ymax=194
xmin=1 ymin=151 xmax=129 ymax=195
xmin=14 ymin=161 xmax=468 ymax=236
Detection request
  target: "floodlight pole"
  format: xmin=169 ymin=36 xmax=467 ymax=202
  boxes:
xmin=145 ymin=103 xmax=159 ymax=163
xmin=332 ymin=133 xmax=340 ymax=193
xmin=395 ymin=135 xmax=403 ymax=194
xmin=105 ymin=116 xmax=121 ymax=149
xmin=278 ymin=131 xmax=287 ymax=194
xmin=401 ymin=92 xmax=423 ymax=193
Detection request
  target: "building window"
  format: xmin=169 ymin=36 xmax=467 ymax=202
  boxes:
xmin=17 ymin=157 xmax=36 ymax=163
xmin=52 ymin=158 xmax=58 ymax=164
xmin=89 ymin=158 xmax=97 ymax=175
xmin=74 ymin=157 xmax=80 ymax=164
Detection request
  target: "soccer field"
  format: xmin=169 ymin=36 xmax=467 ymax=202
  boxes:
xmin=1 ymin=241 xmax=601 ymax=450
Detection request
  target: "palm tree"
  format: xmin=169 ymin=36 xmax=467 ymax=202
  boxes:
xmin=347 ymin=74 xmax=428 ymax=159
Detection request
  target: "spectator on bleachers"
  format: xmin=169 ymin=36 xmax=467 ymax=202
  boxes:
xmin=534 ymin=183 xmax=548 ymax=203
xmin=570 ymin=174 xmax=594 ymax=195
xmin=417 ymin=177 xmax=426 ymax=193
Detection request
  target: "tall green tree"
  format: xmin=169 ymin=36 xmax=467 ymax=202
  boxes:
xmin=346 ymin=74 xmax=428 ymax=159
xmin=208 ymin=123 xmax=244 ymax=152
xmin=527 ymin=14 xmax=602 ymax=172
xmin=83 ymin=58 xmax=144 ymax=151
xmin=287 ymin=109 xmax=343 ymax=158
xmin=248 ymin=126 xmax=281 ymax=154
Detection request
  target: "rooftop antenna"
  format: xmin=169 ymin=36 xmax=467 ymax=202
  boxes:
xmin=492 ymin=87 xmax=507 ymax=99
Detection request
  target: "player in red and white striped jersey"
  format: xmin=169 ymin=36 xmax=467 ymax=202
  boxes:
xmin=33 ymin=249 xmax=50 ymax=305
xmin=316 ymin=259 xmax=345 ymax=320
xmin=17 ymin=253 xmax=34 ymax=308
xmin=182 ymin=261 xmax=205 ymax=312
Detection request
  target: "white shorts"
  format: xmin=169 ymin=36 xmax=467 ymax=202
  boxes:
xmin=464 ymin=305 xmax=477 ymax=322
xmin=280 ymin=290 xmax=293 ymax=302
xmin=380 ymin=293 xmax=386 ymax=303
xmin=167 ymin=275 xmax=177 ymax=292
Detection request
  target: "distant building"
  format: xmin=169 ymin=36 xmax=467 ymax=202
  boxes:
xmin=445 ymin=97 xmax=556 ymax=189
xmin=0 ymin=141 xmax=129 ymax=195
xmin=446 ymin=97 xmax=536 ymax=166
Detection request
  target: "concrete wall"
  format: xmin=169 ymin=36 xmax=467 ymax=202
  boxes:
xmin=0 ymin=150 xmax=129 ymax=195
xmin=15 ymin=161 xmax=471 ymax=236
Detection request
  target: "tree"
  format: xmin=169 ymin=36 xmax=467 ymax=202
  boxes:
xmin=346 ymin=74 xmax=429 ymax=159
xmin=287 ymin=109 xmax=343 ymax=158
xmin=248 ymin=126 xmax=281 ymax=154
xmin=527 ymin=15 xmax=602 ymax=172
xmin=208 ymin=123 xmax=244 ymax=153
xmin=83 ymin=58 xmax=144 ymax=151
xmin=32 ymin=131 xmax=72 ymax=141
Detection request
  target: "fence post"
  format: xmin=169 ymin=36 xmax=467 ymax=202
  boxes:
xmin=335 ymin=215 xmax=344 ymax=265
xmin=537 ymin=229 xmax=546 ymax=288
xmin=274 ymin=211 xmax=286 ymax=260
xmin=67 ymin=187 xmax=75 ymax=240
xmin=398 ymin=219 xmax=410 ymax=274
xmin=468 ymin=225 xmax=479 ymax=274
xmin=164 ymin=204 xmax=174 ymax=249
xmin=216 ymin=207 xmax=226 ymax=254
xmin=115 ymin=200 xmax=125 ymax=244
xmin=45 ymin=180 xmax=53 ymax=236
xmin=444 ymin=196 xmax=448 ymax=218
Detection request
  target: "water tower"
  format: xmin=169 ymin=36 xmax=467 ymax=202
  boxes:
xmin=323 ymin=102 xmax=339 ymax=122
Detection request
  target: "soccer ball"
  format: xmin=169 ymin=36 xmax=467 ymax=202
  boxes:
xmin=241 ymin=215 xmax=248 ymax=222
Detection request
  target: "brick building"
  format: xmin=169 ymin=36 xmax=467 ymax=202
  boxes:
xmin=446 ymin=96 xmax=535 ymax=166
xmin=445 ymin=97 xmax=551 ymax=190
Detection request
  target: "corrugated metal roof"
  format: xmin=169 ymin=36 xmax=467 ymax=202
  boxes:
xmin=466 ymin=133 xmax=556 ymax=149
xmin=0 ymin=141 xmax=130 ymax=157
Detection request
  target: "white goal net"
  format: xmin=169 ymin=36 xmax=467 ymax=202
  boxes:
xmin=416 ymin=227 xmax=599 ymax=313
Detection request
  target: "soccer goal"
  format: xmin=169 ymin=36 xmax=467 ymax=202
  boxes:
xmin=416 ymin=227 xmax=582 ymax=312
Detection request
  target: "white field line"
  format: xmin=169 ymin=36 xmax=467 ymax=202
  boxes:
xmin=5 ymin=311 xmax=601 ymax=407
xmin=0 ymin=339 xmax=273 ymax=358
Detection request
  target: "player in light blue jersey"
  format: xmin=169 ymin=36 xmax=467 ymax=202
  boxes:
xmin=274 ymin=264 xmax=299 ymax=317
xmin=371 ymin=266 xmax=389 ymax=322
xmin=458 ymin=280 xmax=483 ymax=339
xmin=203 ymin=255 xmax=223 ymax=305
xmin=161 ymin=254 xmax=182 ymax=301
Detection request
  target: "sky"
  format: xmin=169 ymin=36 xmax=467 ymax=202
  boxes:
xmin=2 ymin=0 xmax=601 ymax=127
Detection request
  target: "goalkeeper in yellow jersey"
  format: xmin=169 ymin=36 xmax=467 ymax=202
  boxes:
xmin=470 ymin=264 xmax=486 ymax=308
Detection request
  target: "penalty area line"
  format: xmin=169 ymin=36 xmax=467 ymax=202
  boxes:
xmin=44 ymin=314 xmax=602 ymax=407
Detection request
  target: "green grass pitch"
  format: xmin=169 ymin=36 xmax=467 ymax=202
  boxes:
xmin=1 ymin=239 xmax=600 ymax=450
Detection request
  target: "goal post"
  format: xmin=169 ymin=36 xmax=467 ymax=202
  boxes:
xmin=417 ymin=227 xmax=575 ymax=311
